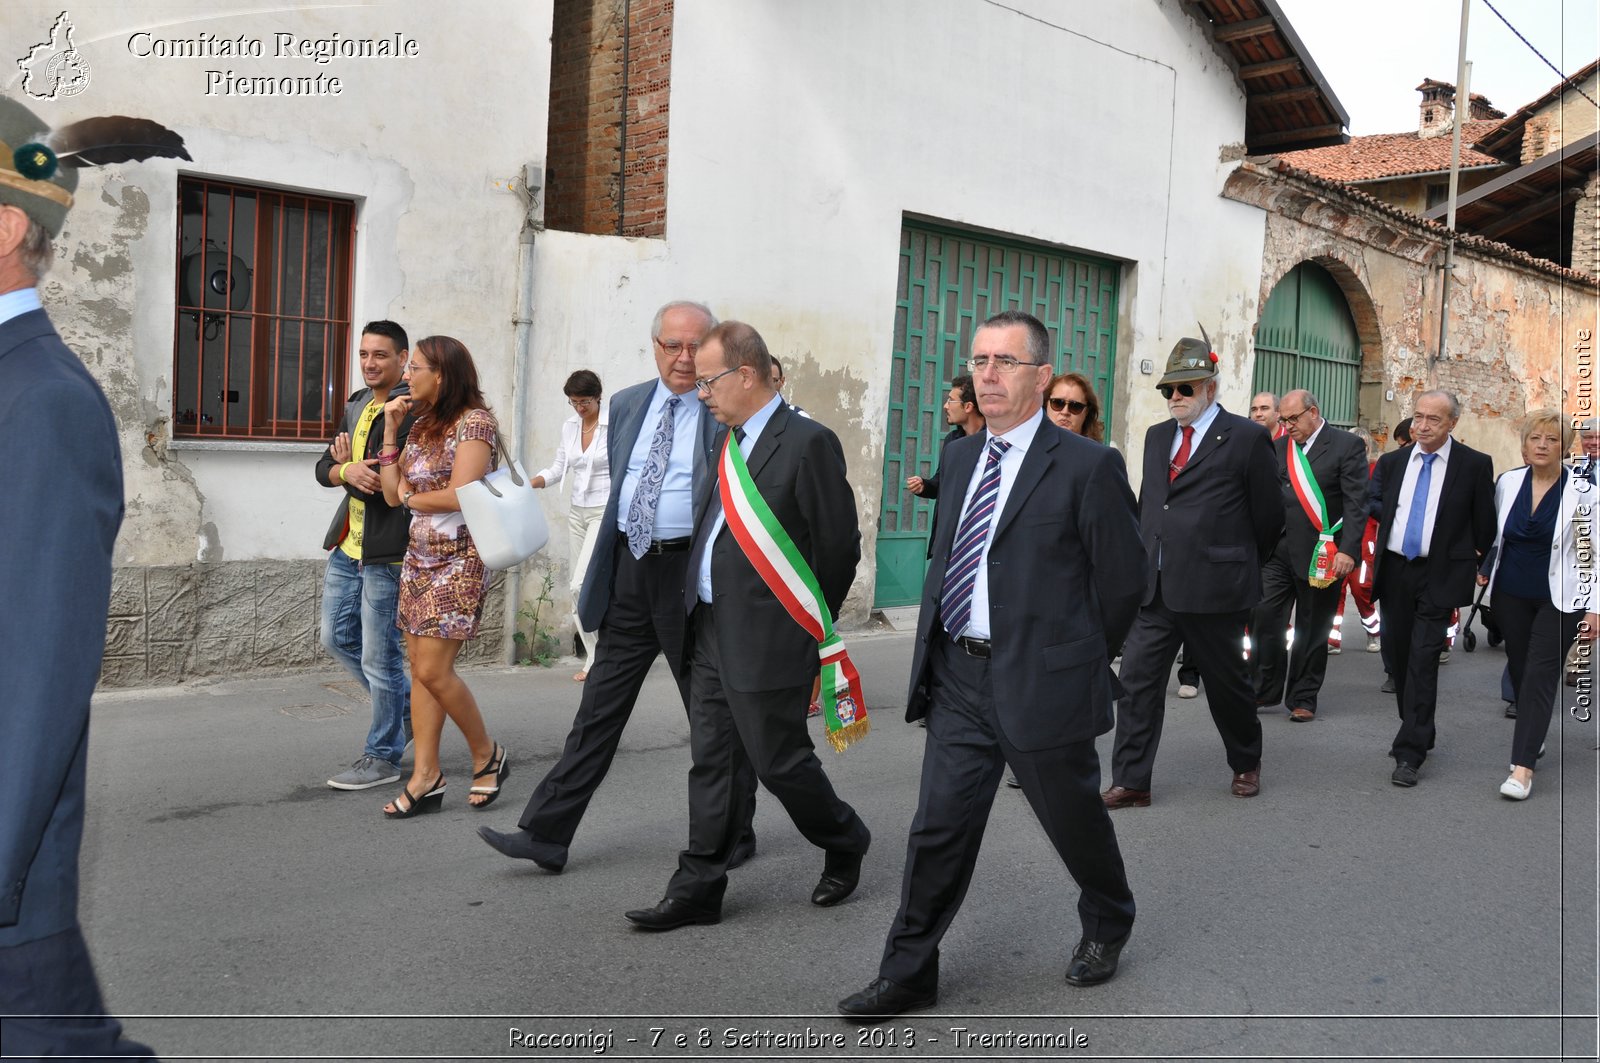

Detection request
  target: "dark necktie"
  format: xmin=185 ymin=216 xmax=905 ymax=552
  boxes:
xmin=939 ymin=438 xmax=1011 ymax=638
xmin=1169 ymin=425 xmax=1194 ymax=482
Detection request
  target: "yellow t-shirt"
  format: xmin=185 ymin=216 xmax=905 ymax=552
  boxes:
xmin=338 ymin=399 xmax=385 ymax=560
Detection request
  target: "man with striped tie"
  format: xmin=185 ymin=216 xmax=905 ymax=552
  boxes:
xmin=838 ymin=310 xmax=1147 ymax=1020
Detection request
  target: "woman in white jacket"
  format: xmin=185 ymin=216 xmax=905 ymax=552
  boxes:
xmin=1479 ymin=409 xmax=1596 ymax=799
xmin=530 ymin=370 xmax=610 ymax=681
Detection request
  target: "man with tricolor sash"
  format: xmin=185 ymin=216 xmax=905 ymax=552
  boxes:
xmin=623 ymin=321 xmax=870 ymax=932
xmin=1249 ymin=389 xmax=1369 ymax=722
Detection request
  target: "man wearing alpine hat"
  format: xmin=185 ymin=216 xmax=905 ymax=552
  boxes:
xmin=1103 ymin=333 xmax=1282 ymax=808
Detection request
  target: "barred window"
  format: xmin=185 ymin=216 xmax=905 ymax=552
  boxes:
xmin=173 ymin=177 xmax=355 ymax=440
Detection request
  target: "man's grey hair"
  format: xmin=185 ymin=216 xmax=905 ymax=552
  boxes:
xmin=18 ymin=216 xmax=53 ymax=281
xmin=1417 ymin=389 xmax=1461 ymax=420
xmin=651 ymin=300 xmax=716 ymax=340
xmin=977 ymin=309 xmax=1051 ymax=364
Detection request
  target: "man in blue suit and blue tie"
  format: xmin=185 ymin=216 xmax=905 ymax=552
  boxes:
xmin=0 ymin=97 xmax=157 ymax=1059
xmin=479 ymin=301 xmax=755 ymax=871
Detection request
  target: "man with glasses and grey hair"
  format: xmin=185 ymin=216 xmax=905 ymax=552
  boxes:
xmin=1368 ymin=389 xmax=1495 ymax=786
xmin=1103 ymin=335 xmax=1282 ymax=810
xmin=479 ymin=301 xmax=755 ymax=871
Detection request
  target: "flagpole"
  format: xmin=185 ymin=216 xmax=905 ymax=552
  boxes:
xmin=1434 ymin=0 xmax=1472 ymax=384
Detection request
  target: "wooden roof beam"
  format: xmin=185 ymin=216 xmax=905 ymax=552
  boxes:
xmin=1474 ymin=186 xmax=1583 ymax=239
xmin=1215 ymin=16 xmax=1277 ymax=43
xmin=1240 ymin=57 xmax=1302 ymax=79
xmin=1251 ymin=123 xmax=1345 ymax=147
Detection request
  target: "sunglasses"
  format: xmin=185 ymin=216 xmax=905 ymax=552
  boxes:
xmin=1158 ymin=383 xmax=1196 ymax=399
xmin=1048 ymin=397 xmax=1088 ymax=414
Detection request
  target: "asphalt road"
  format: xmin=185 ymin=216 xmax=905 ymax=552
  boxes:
xmin=79 ymin=623 xmax=1597 ymax=1061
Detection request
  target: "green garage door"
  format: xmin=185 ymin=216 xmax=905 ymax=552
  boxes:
xmin=1252 ymin=262 xmax=1361 ymax=428
xmin=874 ymin=221 xmax=1120 ymax=608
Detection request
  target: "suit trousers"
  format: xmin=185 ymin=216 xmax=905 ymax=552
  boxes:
xmin=0 ymin=926 xmax=156 ymax=1060
xmin=517 ymin=543 xmax=754 ymax=863
xmin=879 ymin=636 xmax=1134 ymax=991
xmin=1495 ymin=591 xmax=1583 ymax=769
xmin=1251 ymin=552 xmax=1341 ymax=713
xmin=1379 ymin=553 xmax=1453 ymax=767
xmin=667 ymin=603 xmax=869 ymax=910
xmin=1112 ymin=579 xmax=1263 ymax=791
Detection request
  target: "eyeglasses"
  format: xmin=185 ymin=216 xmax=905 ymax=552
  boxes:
xmin=404 ymin=361 xmax=433 ymax=374
xmin=568 ymin=397 xmax=598 ymax=410
xmin=655 ymin=339 xmax=701 ymax=357
xmin=967 ymin=355 xmax=1046 ymax=374
xmin=1158 ymin=383 xmax=1196 ymax=399
xmin=694 ymin=365 xmax=741 ymax=394
xmin=1278 ymin=409 xmax=1311 ymax=427
xmin=1048 ymin=397 xmax=1088 ymax=414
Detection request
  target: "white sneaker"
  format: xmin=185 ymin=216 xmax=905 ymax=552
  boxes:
xmin=1328 ymin=644 xmax=1342 ymax=656
xmin=1177 ymin=684 xmax=1199 ymax=699
xmin=1499 ymin=775 xmax=1531 ymax=801
xmin=1366 ymin=635 xmax=1381 ymax=653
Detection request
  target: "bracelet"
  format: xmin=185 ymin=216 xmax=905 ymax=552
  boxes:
xmin=378 ymin=450 xmax=400 ymax=467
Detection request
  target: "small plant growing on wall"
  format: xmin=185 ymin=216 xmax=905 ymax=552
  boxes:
xmin=512 ymin=569 xmax=561 ymax=667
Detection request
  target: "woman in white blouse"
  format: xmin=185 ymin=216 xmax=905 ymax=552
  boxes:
xmin=1478 ymin=409 xmax=1597 ymax=800
xmin=530 ymin=370 xmax=610 ymax=680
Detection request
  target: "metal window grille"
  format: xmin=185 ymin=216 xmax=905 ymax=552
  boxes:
xmin=172 ymin=177 xmax=355 ymax=440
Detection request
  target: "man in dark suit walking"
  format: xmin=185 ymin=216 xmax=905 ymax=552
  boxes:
xmin=838 ymin=310 xmax=1146 ymax=1020
xmin=1370 ymin=389 xmax=1495 ymax=786
xmin=0 ymin=97 xmax=156 ymax=1059
xmin=478 ymin=301 xmax=754 ymax=871
xmin=624 ymin=321 xmax=869 ymax=931
xmin=1250 ymin=389 xmax=1369 ymax=721
xmin=1103 ymin=337 xmax=1282 ymax=808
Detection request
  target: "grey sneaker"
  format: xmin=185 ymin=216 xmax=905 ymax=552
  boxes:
xmin=328 ymin=755 xmax=402 ymax=790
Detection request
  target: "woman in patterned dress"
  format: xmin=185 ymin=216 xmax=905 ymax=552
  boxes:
xmin=377 ymin=335 xmax=509 ymax=817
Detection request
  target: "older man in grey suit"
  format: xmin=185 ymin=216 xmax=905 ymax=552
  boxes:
xmin=479 ymin=301 xmax=755 ymax=871
xmin=0 ymin=98 xmax=158 ymax=1058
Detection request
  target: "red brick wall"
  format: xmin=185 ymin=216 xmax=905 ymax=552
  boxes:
xmin=545 ymin=0 xmax=671 ymax=237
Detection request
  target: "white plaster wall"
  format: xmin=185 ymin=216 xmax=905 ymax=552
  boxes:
xmin=9 ymin=0 xmax=550 ymax=565
xmin=525 ymin=0 xmax=1269 ymax=608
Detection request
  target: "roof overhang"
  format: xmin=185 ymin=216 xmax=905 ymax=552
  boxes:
xmin=1423 ymin=130 xmax=1600 ymax=252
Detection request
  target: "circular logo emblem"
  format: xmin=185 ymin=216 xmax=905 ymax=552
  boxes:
xmin=45 ymin=49 xmax=91 ymax=98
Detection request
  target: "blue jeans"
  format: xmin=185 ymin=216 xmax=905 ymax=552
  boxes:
xmin=320 ymin=550 xmax=410 ymax=764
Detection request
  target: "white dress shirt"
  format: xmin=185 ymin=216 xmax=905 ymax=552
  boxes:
xmin=949 ymin=409 xmax=1045 ymax=640
xmin=1386 ymin=436 xmax=1454 ymax=557
xmin=537 ymin=409 xmax=610 ymax=508
xmin=697 ymin=393 xmax=783 ymax=603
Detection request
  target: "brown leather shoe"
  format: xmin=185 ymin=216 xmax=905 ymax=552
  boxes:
xmin=1101 ymin=785 xmax=1151 ymax=809
xmin=1231 ymin=769 xmax=1261 ymax=797
xmin=1288 ymin=707 xmax=1315 ymax=722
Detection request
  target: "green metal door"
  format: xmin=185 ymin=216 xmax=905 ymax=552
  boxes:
xmin=1252 ymin=262 xmax=1362 ymax=428
xmin=874 ymin=221 xmax=1121 ymax=608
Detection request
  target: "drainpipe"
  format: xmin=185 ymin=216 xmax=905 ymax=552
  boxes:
xmin=1434 ymin=2 xmax=1471 ymax=386
xmin=502 ymin=165 xmax=544 ymax=665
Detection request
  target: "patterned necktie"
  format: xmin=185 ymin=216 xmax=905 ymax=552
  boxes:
xmin=939 ymin=437 xmax=1012 ymax=638
xmin=1401 ymin=451 xmax=1437 ymax=560
xmin=1169 ymin=425 xmax=1194 ymax=482
xmin=625 ymin=395 xmax=681 ymax=558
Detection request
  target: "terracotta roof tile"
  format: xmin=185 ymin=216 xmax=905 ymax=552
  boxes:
xmin=1276 ymin=120 xmax=1505 ymax=182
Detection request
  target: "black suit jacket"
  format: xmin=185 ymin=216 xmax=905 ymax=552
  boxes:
xmin=906 ymin=422 xmax=1146 ymax=750
xmin=1270 ymin=424 xmax=1369 ymax=575
xmin=694 ymin=403 xmax=860 ymax=692
xmin=1370 ymin=440 xmax=1496 ymax=608
xmin=0 ymin=309 xmax=124 ymax=947
xmin=577 ymin=378 xmax=718 ymax=631
xmin=1136 ymin=407 xmax=1283 ymax=613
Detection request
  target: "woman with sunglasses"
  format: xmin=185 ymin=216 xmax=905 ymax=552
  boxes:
xmin=529 ymin=370 xmax=609 ymax=681
xmin=378 ymin=336 xmax=510 ymax=817
xmin=1044 ymin=372 xmax=1104 ymax=442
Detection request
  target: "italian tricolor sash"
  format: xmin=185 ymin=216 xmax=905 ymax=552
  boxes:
xmin=719 ymin=433 xmax=869 ymax=752
xmin=1287 ymin=440 xmax=1342 ymax=588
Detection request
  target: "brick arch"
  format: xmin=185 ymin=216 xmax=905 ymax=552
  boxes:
xmin=1258 ymin=249 xmax=1383 ymax=366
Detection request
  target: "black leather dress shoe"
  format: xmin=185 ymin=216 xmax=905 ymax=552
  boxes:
xmin=1064 ymin=931 xmax=1130 ymax=987
xmin=624 ymin=898 xmax=720 ymax=931
xmin=476 ymin=826 xmax=566 ymax=873
xmin=836 ymin=977 xmax=937 ymax=1022
xmin=1391 ymin=762 xmax=1420 ymax=787
xmin=811 ymin=851 xmax=864 ymax=907
xmin=1381 ymin=674 xmax=1397 ymax=694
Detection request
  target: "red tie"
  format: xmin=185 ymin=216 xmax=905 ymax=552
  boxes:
xmin=1169 ymin=425 xmax=1193 ymax=482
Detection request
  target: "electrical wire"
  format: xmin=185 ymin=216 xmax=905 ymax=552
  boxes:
xmin=1481 ymin=0 xmax=1599 ymax=110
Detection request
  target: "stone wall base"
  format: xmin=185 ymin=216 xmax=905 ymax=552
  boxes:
xmin=100 ymin=559 xmax=507 ymax=688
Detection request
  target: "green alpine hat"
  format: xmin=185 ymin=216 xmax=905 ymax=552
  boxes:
xmin=1156 ymin=335 xmax=1218 ymax=387
xmin=0 ymin=96 xmax=78 ymax=238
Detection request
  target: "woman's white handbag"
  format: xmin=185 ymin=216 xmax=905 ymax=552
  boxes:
xmin=456 ymin=430 xmax=548 ymax=570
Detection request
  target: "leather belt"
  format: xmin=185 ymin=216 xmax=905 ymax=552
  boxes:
xmin=953 ymin=635 xmax=992 ymax=659
xmin=643 ymin=537 xmax=691 ymax=554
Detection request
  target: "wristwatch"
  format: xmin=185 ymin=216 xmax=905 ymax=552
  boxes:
xmin=402 ymin=489 xmax=416 ymax=507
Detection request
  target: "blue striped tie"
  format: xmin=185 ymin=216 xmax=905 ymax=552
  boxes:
xmin=1400 ymin=451 xmax=1436 ymax=560
xmin=939 ymin=437 xmax=1011 ymax=638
